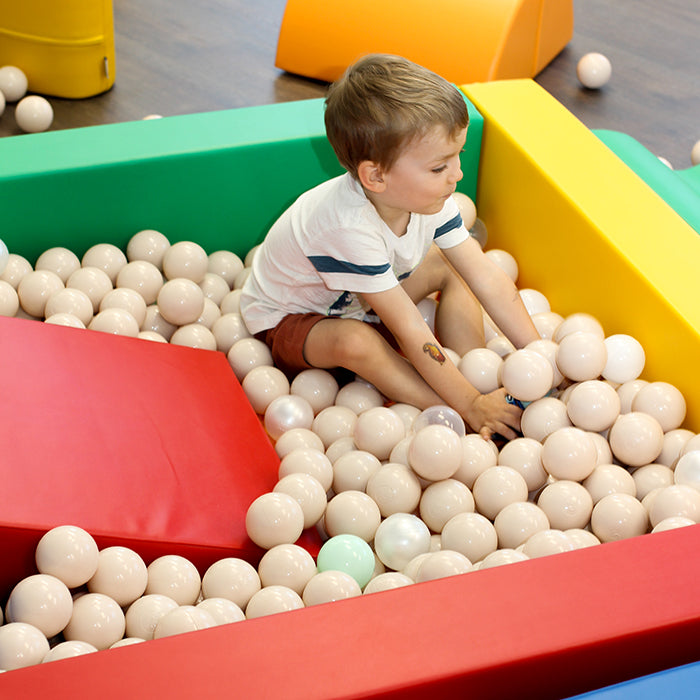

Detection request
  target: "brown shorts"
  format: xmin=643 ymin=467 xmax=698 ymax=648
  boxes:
xmin=255 ymin=312 xmax=398 ymax=378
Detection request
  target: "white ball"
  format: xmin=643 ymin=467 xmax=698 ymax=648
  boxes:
xmin=124 ymin=594 xmax=178 ymax=640
xmin=6 ymin=574 xmax=73 ymax=638
xmin=245 ymin=492 xmax=305 ymax=549
xmin=373 ymin=513 xmax=431 ymax=571
xmin=15 ymin=95 xmax=54 ymax=133
xmin=691 ymin=139 xmax=700 ymax=167
xmin=353 ymin=406 xmax=406 ymax=460
xmin=153 ymin=605 xmax=216 ymax=638
xmin=63 ymin=593 xmax=126 ymax=650
xmin=42 ymin=640 xmax=98 ymax=663
xmin=264 ymin=394 xmax=315 ymax=440
xmin=577 ymin=52 xmax=612 ymax=89
xmin=590 ymin=493 xmax=648 ymax=543
xmin=0 ymin=623 xmax=49 ymax=670
xmin=157 ymin=278 xmax=205 ymax=326
xmin=408 ymin=424 xmax=462 ymax=481
xmin=0 ymin=65 xmax=28 ymax=102
xmin=602 ymin=334 xmax=645 ymax=383
xmin=145 ymin=555 xmax=201 ymax=605
xmin=201 ymin=558 xmax=260 ymax=609
xmin=87 ymin=546 xmax=148 ymax=607
xmin=35 ymin=525 xmax=99 ymax=588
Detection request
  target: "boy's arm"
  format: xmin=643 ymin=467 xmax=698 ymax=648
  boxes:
xmin=361 ymin=285 xmax=523 ymax=440
xmin=442 ymin=237 xmax=540 ymax=349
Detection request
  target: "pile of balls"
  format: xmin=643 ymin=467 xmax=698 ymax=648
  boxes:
xmin=0 ymin=65 xmax=54 ymax=134
xmin=1 ymin=206 xmax=699 ymax=672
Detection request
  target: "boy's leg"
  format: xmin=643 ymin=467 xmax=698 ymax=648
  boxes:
xmin=303 ymin=317 xmax=445 ymax=409
xmin=399 ymin=244 xmax=485 ymax=355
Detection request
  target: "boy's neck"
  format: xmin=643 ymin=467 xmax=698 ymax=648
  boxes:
xmin=364 ymin=189 xmax=411 ymax=237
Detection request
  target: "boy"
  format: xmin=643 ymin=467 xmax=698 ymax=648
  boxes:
xmin=240 ymin=54 xmax=540 ymax=440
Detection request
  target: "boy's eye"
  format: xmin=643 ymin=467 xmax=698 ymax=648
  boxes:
xmin=432 ymin=165 xmax=447 ymax=173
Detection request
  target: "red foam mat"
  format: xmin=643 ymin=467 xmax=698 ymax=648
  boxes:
xmin=0 ymin=317 xmax=318 ymax=597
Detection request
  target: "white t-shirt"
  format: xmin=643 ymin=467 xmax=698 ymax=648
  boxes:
xmin=240 ymin=172 xmax=468 ymax=334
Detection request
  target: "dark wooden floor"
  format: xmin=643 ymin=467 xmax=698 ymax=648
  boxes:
xmin=1 ymin=0 xmax=698 ymax=169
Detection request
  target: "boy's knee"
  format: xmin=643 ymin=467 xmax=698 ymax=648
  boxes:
xmin=334 ymin=319 xmax=385 ymax=364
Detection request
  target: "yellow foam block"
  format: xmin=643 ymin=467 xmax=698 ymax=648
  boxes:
xmin=275 ymin=0 xmax=573 ymax=85
xmin=461 ymin=79 xmax=700 ymax=430
xmin=0 ymin=0 xmax=115 ymax=98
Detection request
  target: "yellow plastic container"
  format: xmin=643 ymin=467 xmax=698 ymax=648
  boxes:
xmin=0 ymin=0 xmax=115 ymax=98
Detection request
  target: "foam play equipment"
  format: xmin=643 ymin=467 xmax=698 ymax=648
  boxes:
xmin=461 ymin=79 xmax=700 ymax=428
xmin=1 ymin=82 xmax=700 ymax=695
xmin=594 ymin=129 xmax=700 ymax=234
xmin=0 ymin=0 xmax=115 ymax=98
xmin=0 ymin=316 xmax=322 ymax=600
xmin=275 ymin=0 xmax=573 ymax=85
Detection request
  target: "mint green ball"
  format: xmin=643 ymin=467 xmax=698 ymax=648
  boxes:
xmin=316 ymin=534 xmax=375 ymax=588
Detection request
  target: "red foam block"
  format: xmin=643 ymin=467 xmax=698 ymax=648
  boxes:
xmin=0 ymin=317 xmax=319 ymax=598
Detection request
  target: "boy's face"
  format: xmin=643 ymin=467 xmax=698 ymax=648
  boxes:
xmin=379 ymin=125 xmax=467 ymax=217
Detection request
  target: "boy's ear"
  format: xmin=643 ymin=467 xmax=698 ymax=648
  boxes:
xmin=357 ymin=160 xmax=386 ymax=193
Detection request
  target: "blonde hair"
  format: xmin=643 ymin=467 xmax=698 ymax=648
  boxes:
xmin=324 ymin=54 xmax=469 ymax=178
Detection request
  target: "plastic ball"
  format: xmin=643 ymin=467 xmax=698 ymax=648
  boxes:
xmin=290 ymin=368 xmax=339 ymax=413
xmin=414 ymin=550 xmax=472 ymax=583
xmin=577 ymin=52 xmax=612 ymax=89
xmin=162 ymin=241 xmax=208 ymax=283
xmin=0 ymin=623 xmax=49 ymax=670
xmin=541 ymin=427 xmax=597 ymax=481
xmin=257 ymin=544 xmax=317 ymax=596
xmin=412 ymin=404 xmax=466 ymax=437
xmin=691 ymin=139 xmax=700 ymax=167
xmin=264 ymin=394 xmax=315 ymax=440
xmin=15 ymin=95 xmax=54 ymax=133
xmin=153 ymin=606 xmax=217 ymax=638
xmin=245 ymin=586 xmax=305 ymax=618
xmin=87 ymin=546 xmax=148 ymax=607
xmin=278 ymin=447 xmax=334 ymax=492
xmin=500 ymin=348 xmax=553 ymax=402
xmin=317 ymin=534 xmax=376 ymax=588
xmin=157 ymin=278 xmax=205 ymax=325
xmin=419 ymin=479 xmax=475 ymax=533
xmin=458 ymin=348 xmax=503 ymax=394
xmin=602 ymin=334 xmax=645 ymax=383
xmin=324 ymin=490 xmax=381 ymax=542
xmin=126 ymin=229 xmax=170 ymax=269
xmin=608 ymin=412 xmax=664 ymax=468
xmin=408 ymin=424 xmax=462 ymax=481
xmin=0 ymin=65 xmax=28 ymax=101
xmin=373 ymin=513 xmax=431 ymax=571
xmin=201 ymin=558 xmax=260 ymax=609
xmin=441 ymin=512 xmax=498 ymax=563
xmin=472 ymin=465 xmax=528 ymax=520
xmin=590 ymin=493 xmax=648 ymax=543
xmin=631 ymin=381 xmax=687 ymax=433
xmin=365 ymin=462 xmax=422 ymax=517
xmin=195 ymin=598 xmax=246 ymax=625
xmin=363 ymin=572 xmax=414 ymax=594
xmin=245 ymin=492 xmax=305 ymax=549
xmin=35 ymin=525 xmax=99 ymax=589
xmin=353 ymin=406 xmax=406 ymax=460
xmin=42 ymin=640 xmax=98 ymax=663
xmin=63 ymin=593 xmax=126 ymax=650
xmin=302 ymin=570 xmax=362 ymax=606
xmin=124 ymin=594 xmax=179 ymax=640
xmin=145 ymin=555 xmax=201 ymax=606
xmin=273 ymin=472 xmax=327 ymax=529
xmin=6 ymin=574 xmax=73 ymax=638
xmin=331 ymin=450 xmax=381 ymax=493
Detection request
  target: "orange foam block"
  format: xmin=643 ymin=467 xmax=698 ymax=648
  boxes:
xmin=0 ymin=317 xmax=319 ymax=599
xmin=275 ymin=0 xmax=573 ymax=84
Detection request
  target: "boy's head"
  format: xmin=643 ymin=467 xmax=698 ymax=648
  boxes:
xmin=324 ymin=54 xmax=469 ymax=180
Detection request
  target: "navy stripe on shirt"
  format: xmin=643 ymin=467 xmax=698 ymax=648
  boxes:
xmin=308 ymin=255 xmax=391 ymax=276
xmin=434 ymin=213 xmax=463 ymax=239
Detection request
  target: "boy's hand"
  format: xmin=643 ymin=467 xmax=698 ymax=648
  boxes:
xmin=466 ymin=387 xmax=523 ymax=441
